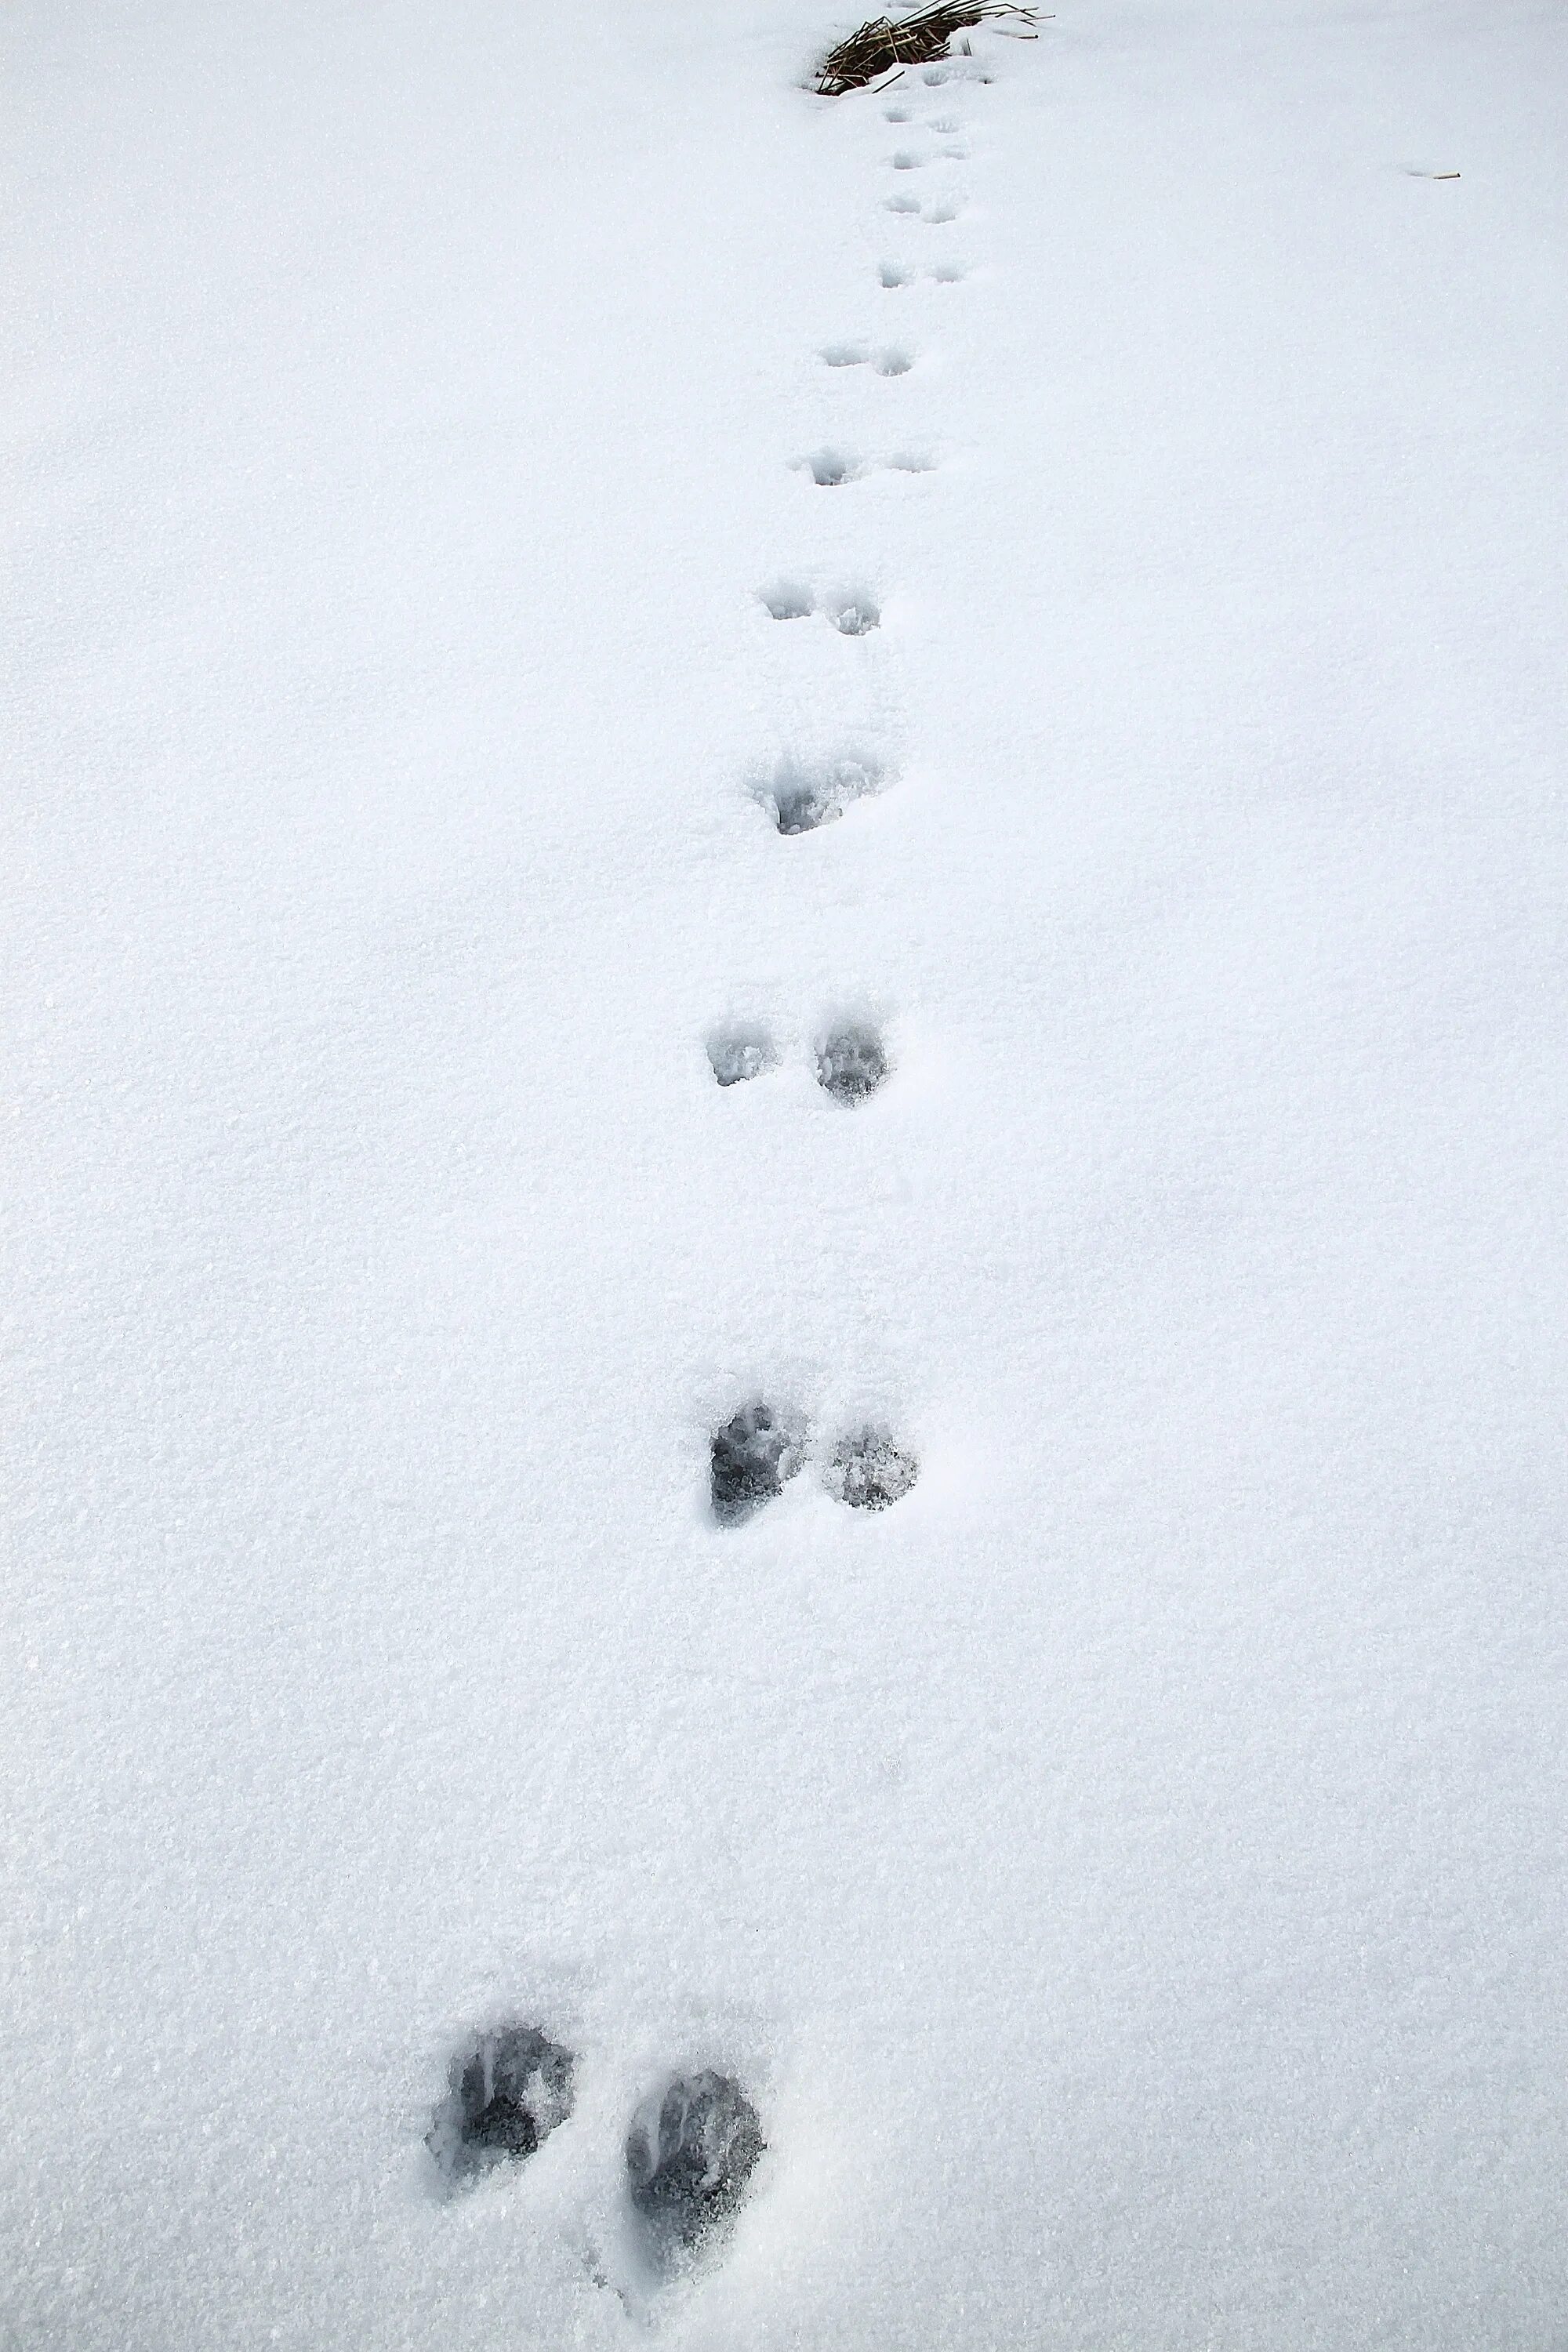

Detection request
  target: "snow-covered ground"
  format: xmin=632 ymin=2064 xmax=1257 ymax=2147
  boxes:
xmin=6 ymin=0 xmax=1567 ymax=2343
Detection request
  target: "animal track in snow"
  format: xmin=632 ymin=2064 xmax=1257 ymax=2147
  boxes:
xmin=757 ymin=583 xmax=880 ymax=634
xmin=758 ymin=750 xmax=885 ymax=835
xmin=758 ymin=579 xmax=813 ymax=620
xmin=710 ymin=1403 xmax=805 ymax=1526
xmin=884 ymin=104 xmax=912 ymax=122
xmin=792 ymin=448 xmax=937 ymax=488
xmin=793 ymin=445 xmax=863 ymax=486
xmin=880 ymin=259 xmax=968 ymax=287
xmin=820 ymin=341 xmax=913 ymax=375
xmin=626 ymin=2071 xmax=765 ymax=2270
xmin=886 ymin=194 xmax=963 ymax=222
xmin=822 ymin=587 xmax=880 ymax=634
xmin=889 ymin=149 xmax=929 ymax=170
xmin=825 ymin=1427 xmax=920 ymax=1512
xmin=815 ymin=1022 xmax=889 ymax=1105
xmin=708 ymin=1028 xmax=778 ymax=1087
xmin=427 ymin=2025 xmax=575 ymax=2187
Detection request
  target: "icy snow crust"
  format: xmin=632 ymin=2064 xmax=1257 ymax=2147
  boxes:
xmin=5 ymin=0 xmax=1568 ymax=2343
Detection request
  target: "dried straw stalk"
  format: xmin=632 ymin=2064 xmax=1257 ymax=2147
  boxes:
xmin=815 ymin=3 xmax=1040 ymax=96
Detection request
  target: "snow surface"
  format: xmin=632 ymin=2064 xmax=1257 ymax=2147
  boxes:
xmin=5 ymin=0 xmax=1568 ymax=2344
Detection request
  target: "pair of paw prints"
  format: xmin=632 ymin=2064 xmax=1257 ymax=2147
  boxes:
xmin=431 ymin=2027 xmax=764 ymax=2278
xmin=758 ymin=579 xmax=880 ymax=633
xmin=887 ymin=143 xmax=969 ymax=169
xmin=884 ymin=191 xmax=963 ymax=221
xmin=792 ymin=445 xmax=937 ymax=485
xmin=820 ymin=339 xmax=913 ymax=375
xmin=879 ymin=257 xmax=967 ymax=287
xmin=708 ymin=1020 xmax=888 ymax=1105
xmin=884 ymin=60 xmax=993 ymax=93
xmin=712 ymin=1403 xmax=919 ymax=1525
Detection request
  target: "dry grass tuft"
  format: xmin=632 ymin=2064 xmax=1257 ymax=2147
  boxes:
xmin=814 ymin=3 xmax=1040 ymax=96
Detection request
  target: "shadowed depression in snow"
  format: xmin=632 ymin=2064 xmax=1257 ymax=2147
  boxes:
xmin=710 ymin=1402 xmax=806 ymax=1525
xmin=427 ymin=2025 xmax=575 ymax=2187
xmin=626 ymin=2071 xmax=765 ymax=2269
xmin=825 ymin=1426 xmax=920 ymax=1511
xmin=815 ymin=1022 xmax=889 ymax=1103
xmin=707 ymin=1027 xmax=778 ymax=1086
xmin=760 ymin=752 xmax=885 ymax=834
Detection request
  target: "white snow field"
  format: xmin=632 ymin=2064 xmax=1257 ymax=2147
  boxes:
xmin=5 ymin=0 xmax=1567 ymax=2343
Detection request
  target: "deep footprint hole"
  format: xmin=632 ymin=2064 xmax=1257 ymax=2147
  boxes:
xmin=820 ymin=341 xmax=869 ymax=368
xmin=879 ymin=261 xmax=916 ymax=289
xmin=626 ymin=2071 xmax=765 ymax=2270
xmin=797 ymin=446 xmax=862 ymax=487
xmin=824 ymin=590 xmax=880 ymax=637
xmin=760 ymin=751 xmax=884 ymax=836
xmin=708 ymin=1029 xmax=777 ymax=1087
xmin=758 ymin=579 xmax=813 ymax=621
xmin=428 ymin=2024 xmax=575 ymax=2187
xmin=816 ymin=1022 xmax=889 ymax=1105
xmin=826 ymin=1427 xmax=920 ymax=1512
xmin=711 ymin=1403 xmax=805 ymax=1526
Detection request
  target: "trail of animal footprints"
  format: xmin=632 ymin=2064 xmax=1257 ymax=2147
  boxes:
xmin=426 ymin=45 xmax=1004 ymax=2303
